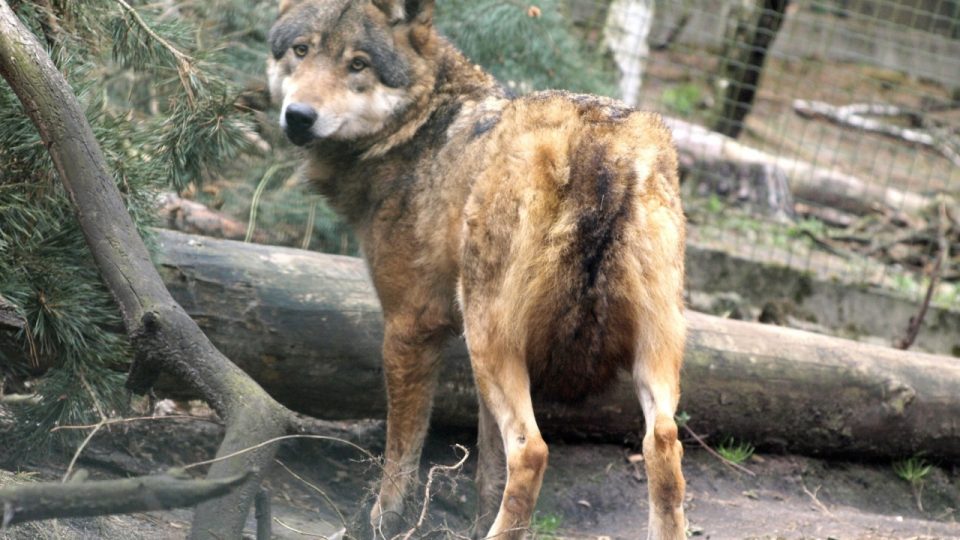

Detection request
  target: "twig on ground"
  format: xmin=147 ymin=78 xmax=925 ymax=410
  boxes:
xmin=0 ymin=472 xmax=250 ymax=527
xmin=793 ymin=100 xmax=960 ymax=167
xmin=255 ymin=489 xmax=272 ymax=540
xmin=183 ymin=435 xmax=378 ymax=470
xmin=896 ymin=201 xmax=949 ymax=350
xmin=682 ymin=425 xmax=756 ymax=477
xmin=914 ymin=480 xmax=925 ymax=513
xmin=273 ymin=516 xmax=343 ymax=539
xmin=799 ymin=477 xmax=834 ymax=517
xmin=62 ymin=373 xmax=109 ymax=482
xmin=399 ymin=444 xmax=470 ymax=540
xmin=51 ymin=414 xmax=219 ymax=432
xmin=275 ymin=459 xmax=348 ymax=532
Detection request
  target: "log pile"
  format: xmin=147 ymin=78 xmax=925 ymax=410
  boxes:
xmin=812 ymin=199 xmax=959 ymax=281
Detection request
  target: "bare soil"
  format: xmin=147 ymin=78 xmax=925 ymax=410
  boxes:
xmin=2 ymin=413 xmax=958 ymax=540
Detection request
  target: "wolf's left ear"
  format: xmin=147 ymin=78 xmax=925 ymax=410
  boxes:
xmin=373 ymin=0 xmax=435 ymax=25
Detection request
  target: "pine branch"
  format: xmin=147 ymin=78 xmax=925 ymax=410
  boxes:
xmin=0 ymin=4 xmax=294 ymax=538
xmin=112 ymin=0 xmax=198 ymax=103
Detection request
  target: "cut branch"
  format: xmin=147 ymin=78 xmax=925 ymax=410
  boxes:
xmin=664 ymin=116 xmax=932 ymax=217
xmin=0 ymin=4 xmax=293 ymax=538
xmin=158 ymin=193 xmax=272 ymax=242
xmin=793 ymin=100 xmax=960 ymax=168
xmin=0 ymin=472 xmax=249 ymax=528
xmin=896 ymin=202 xmax=951 ymax=350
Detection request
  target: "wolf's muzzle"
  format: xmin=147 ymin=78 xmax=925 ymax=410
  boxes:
xmin=284 ymin=103 xmax=318 ymax=146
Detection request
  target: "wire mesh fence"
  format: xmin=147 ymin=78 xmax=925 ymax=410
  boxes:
xmin=590 ymin=0 xmax=959 ymax=308
xmin=227 ymin=0 xmax=958 ymax=310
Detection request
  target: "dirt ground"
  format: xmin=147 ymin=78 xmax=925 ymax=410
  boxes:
xmin=2 ymin=413 xmax=958 ymax=540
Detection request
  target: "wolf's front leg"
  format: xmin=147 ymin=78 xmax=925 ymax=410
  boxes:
xmin=370 ymin=319 xmax=447 ymax=539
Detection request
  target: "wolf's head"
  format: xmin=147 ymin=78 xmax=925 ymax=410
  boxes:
xmin=267 ymin=0 xmax=437 ymax=146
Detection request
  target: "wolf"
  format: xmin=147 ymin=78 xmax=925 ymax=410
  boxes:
xmin=267 ymin=1 xmax=687 ymax=538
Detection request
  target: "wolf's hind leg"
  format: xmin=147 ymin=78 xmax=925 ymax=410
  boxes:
xmin=468 ymin=339 xmax=547 ymax=540
xmin=474 ymin=399 xmax=506 ymax=538
xmin=633 ymin=314 xmax=686 ymax=540
xmin=370 ymin=320 xmax=446 ymax=539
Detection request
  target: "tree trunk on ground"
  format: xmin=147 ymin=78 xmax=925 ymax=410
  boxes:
xmin=154 ymin=229 xmax=960 ymax=461
xmin=664 ymin=116 xmax=932 ymax=217
xmin=710 ymin=0 xmax=790 ymax=138
xmin=0 ymin=6 xmax=293 ymax=537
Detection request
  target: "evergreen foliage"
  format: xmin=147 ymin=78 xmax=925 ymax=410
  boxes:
xmin=0 ymin=0 xmax=252 ymax=449
xmin=437 ymin=0 xmax=617 ymax=95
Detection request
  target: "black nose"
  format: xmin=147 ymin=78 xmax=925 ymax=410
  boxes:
xmin=284 ymin=103 xmax=318 ymax=144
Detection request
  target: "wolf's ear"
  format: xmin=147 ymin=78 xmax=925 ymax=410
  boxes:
xmin=278 ymin=0 xmax=305 ymax=16
xmin=373 ymin=0 xmax=435 ymax=25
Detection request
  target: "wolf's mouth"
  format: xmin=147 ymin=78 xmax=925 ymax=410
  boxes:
xmin=285 ymin=129 xmax=316 ymax=147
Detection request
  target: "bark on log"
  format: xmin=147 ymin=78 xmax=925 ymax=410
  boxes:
xmin=154 ymin=229 xmax=960 ymax=461
xmin=664 ymin=116 xmax=932 ymax=217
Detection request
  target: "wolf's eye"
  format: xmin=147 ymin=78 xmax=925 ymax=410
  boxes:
xmin=292 ymin=44 xmax=309 ymax=58
xmin=349 ymin=58 xmax=369 ymax=72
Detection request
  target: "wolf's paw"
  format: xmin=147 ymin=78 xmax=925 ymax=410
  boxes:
xmin=369 ymin=501 xmax=406 ymax=540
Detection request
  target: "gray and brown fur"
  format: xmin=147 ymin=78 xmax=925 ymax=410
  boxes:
xmin=268 ymin=1 xmax=687 ymax=538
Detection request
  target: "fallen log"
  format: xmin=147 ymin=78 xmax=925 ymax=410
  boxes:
xmin=154 ymin=229 xmax=960 ymax=460
xmin=664 ymin=116 xmax=932 ymax=217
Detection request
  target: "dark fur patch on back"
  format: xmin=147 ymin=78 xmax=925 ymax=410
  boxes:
xmin=574 ymin=148 xmax=631 ymax=292
xmin=526 ymin=141 xmax=637 ymax=402
xmin=361 ymin=19 xmax=411 ymax=88
xmin=401 ymin=100 xmax=462 ymax=161
xmin=471 ymin=114 xmax=501 ymax=139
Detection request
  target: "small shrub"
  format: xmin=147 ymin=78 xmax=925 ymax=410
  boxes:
xmin=894 ymin=456 xmax=931 ymax=485
xmin=716 ymin=437 xmax=755 ymax=464
xmin=531 ymin=512 xmax=562 ymax=537
xmin=662 ymin=83 xmax=703 ymax=117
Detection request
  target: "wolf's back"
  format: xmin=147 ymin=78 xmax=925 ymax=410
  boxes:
xmin=461 ymin=92 xmax=685 ymax=401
